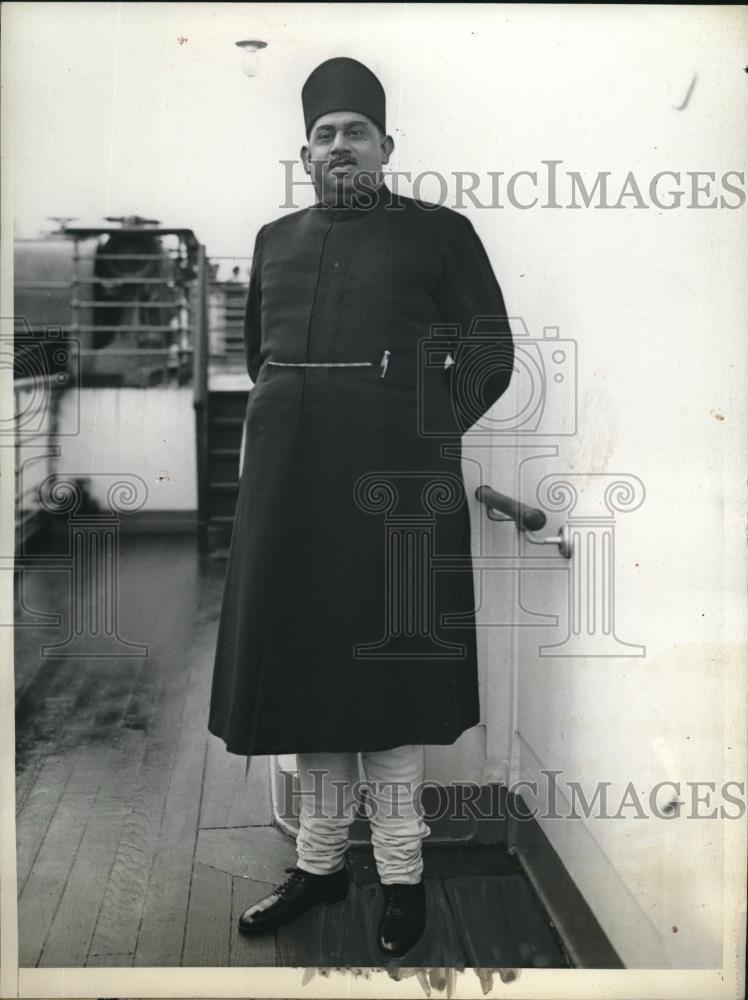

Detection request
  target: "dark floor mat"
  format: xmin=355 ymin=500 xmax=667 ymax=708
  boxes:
xmin=346 ymin=842 xmax=519 ymax=884
xmin=444 ymin=874 xmax=568 ymax=968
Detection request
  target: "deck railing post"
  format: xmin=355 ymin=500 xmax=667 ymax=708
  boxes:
xmin=193 ymin=244 xmax=209 ymax=554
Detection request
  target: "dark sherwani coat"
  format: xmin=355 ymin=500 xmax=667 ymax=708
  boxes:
xmin=208 ymin=187 xmax=514 ymax=756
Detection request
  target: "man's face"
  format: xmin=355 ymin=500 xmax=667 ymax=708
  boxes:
xmin=301 ymin=111 xmax=394 ymax=205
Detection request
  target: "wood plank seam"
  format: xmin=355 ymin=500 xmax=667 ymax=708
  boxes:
xmin=179 ymin=738 xmax=211 ymax=966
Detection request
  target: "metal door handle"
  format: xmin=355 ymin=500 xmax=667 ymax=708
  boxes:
xmin=475 ymin=485 xmax=573 ymax=559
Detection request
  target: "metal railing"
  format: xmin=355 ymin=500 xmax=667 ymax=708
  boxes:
xmin=475 ymin=485 xmax=573 ymax=558
xmin=205 ymin=256 xmax=251 ymax=374
xmin=193 ymin=246 xmax=210 ymax=552
xmin=14 ymin=375 xmax=63 ymax=552
xmin=71 ymin=238 xmax=196 ymax=387
xmin=13 ymin=231 xmax=251 ymax=551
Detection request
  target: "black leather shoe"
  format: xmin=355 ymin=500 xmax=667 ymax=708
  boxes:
xmin=377 ymin=881 xmax=426 ymax=956
xmin=238 ymin=865 xmax=349 ymax=934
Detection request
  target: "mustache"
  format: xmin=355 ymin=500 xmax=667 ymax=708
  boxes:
xmin=327 ymin=155 xmax=358 ymax=168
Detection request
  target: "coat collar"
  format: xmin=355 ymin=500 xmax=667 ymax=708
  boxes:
xmin=311 ymin=180 xmax=391 ymax=221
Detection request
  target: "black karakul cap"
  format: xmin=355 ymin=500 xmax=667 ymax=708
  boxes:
xmin=302 ymin=57 xmax=386 ymax=137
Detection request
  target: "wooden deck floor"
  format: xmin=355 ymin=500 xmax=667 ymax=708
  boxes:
xmin=14 ymin=531 xmax=569 ymax=969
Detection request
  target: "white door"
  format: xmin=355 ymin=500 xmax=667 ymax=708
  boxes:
xmin=415 ymin=9 xmax=746 ymax=970
xmin=486 ymin=292 xmax=743 ymax=969
xmin=465 ymin=106 xmax=745 ymax=982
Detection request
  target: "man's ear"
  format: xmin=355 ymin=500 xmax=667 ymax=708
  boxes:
xmin=380 ymin=134 xmax=395 ymax=166
xmin=300 ymin=145 xmax=311 ymax=175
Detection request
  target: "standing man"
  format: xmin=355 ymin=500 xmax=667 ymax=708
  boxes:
xmin=208 ymin=57 xmax=514 ymax=957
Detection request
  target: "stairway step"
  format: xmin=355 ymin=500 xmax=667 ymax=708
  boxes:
xmin=207 ymin=457 xmax=241 ymax=483
xmin=209 ymin=396 xmax=247 ymax=406
xmin=207 ymin=430 xmax=243 ymax=451
xmin=208 ymin=499 xmax=239 ymax=517
xmin=208 ymin=489 xmax=240 ymax=516
xmin=208 ymin=482 xmax=238 ymax=492
xmin=209 ymin=448 xmax=241 ymax=458
xmin=208 ymin=393 xmax=247 ymax=401
xmin=209 ymin=416 xmax=244 ymax=427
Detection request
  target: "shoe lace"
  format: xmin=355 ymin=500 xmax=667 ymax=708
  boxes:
xmin=383 ymin=884 xmax=412 ymax=917
xmin=276 ymin=866 xmax=308 ymax=898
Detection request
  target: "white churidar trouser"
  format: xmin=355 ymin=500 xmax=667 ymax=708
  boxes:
xmin=295 ymin=745 xmax=431 ymax=885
